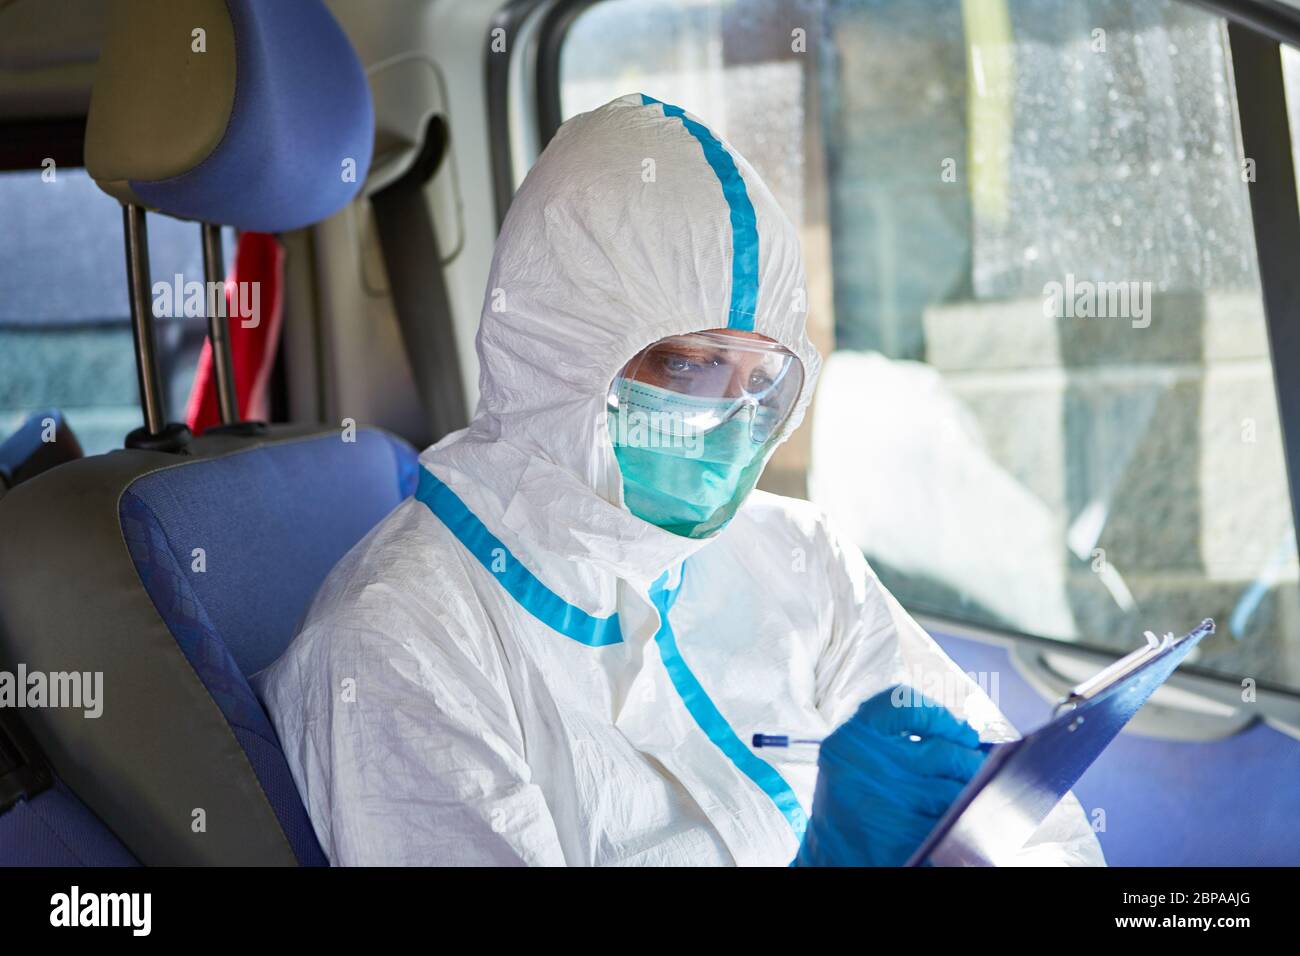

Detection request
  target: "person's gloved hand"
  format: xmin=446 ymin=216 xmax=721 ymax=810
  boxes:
xmin=794 ymin=685 xmax=988 ymax=867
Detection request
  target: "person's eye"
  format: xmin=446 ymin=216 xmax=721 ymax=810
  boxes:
xmin=748 ymin=369 xmax=775 ymax=391
xmin=661 ymin=350 xmax=720 ymax=376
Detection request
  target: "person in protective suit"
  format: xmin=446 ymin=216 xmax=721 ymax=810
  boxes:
xmin=256 ymin=94 xmax=1104 ymax=867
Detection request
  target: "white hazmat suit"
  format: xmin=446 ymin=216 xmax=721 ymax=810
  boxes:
xmin=255 ymin=94 xmax=1104 ymax=867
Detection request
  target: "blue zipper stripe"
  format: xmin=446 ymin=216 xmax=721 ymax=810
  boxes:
xmin=649 ymin=570 xmax=808 ymax=840
xmin=416 ymin=466 xmax=803 ymax=835
xmin=415 ymin=467 xmax=623 ymax=647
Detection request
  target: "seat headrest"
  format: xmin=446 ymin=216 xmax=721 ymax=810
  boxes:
xmin=84 ymin=0 xmax=373 ymax=232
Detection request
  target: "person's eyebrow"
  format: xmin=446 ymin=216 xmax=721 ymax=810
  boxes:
xmin=657 ymin=344 xmax=723 ymax=363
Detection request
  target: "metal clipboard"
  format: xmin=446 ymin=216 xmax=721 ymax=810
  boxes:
xmin=905 ymin=618 xmax=1216 ymax=867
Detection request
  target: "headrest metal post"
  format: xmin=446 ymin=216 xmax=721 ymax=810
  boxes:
xmin=122 ymin=203 xmax=166 ymax=437
xmin=120 ymin=205 xmax=191 ymax=453
xmin=201 ymin=224 xmax=240 ymax=425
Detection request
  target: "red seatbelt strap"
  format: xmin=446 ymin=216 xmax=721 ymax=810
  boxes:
xmin=185 ymin=231 xmax=285 ymax=436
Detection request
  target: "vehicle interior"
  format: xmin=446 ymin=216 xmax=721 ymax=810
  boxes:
xmin=1 ymin=0 xmax=1299 ymax=867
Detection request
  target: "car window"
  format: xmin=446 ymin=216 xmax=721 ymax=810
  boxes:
xmin=559 ymin=0 xmax=1300 ymax=689
xmin=0 ymin=166 xmax=222 ymax=455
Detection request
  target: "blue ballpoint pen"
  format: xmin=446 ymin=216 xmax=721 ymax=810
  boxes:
xmin=752 ymin=732 xmax=996 ymax=752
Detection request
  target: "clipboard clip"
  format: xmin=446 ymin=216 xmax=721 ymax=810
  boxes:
xmin=1051 ymin=618 xmax=1216 ymax=718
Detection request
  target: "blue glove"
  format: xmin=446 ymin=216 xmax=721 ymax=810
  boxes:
xmin=794 ymin=685 xmax=988 ymax=867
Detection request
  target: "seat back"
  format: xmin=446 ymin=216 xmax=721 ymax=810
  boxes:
xmin=125 ymin=429 xmax=418 ymax=676
xmin=0 ymin=0 xmax=392 ymax=865
xmin=0 ymin=427 xmax=417 ymax=864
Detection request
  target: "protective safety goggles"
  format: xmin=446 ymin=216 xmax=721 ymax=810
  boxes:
xmin=607 ymin=330 xmax=804 ymax=445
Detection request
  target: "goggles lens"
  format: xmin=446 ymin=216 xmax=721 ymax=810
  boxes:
xmin=607 ymin=331 xmax=804 ymax=445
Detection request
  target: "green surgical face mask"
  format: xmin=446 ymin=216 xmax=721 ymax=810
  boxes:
xmin=607 ymin=377 xmax=772 ymax=538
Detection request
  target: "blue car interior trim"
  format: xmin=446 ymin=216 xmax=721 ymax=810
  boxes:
xmin=640 ymin=93 xmax=759 ymax=331
xmin=0 ymin=780 xmax=138 ymax=867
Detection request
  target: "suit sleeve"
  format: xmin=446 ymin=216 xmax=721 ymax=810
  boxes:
xmin=257 ymin=570 xmax=568 ymax=867
xmin=808 ymin=510 xmax=1106 ymax=867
